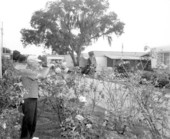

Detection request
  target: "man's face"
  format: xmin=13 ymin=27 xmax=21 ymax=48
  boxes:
xmin=27 ymin=56 xmax=42 ymax=70
xmin=27 ymin=61 xmax=42 ymax=70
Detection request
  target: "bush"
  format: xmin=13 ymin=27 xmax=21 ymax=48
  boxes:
xmin=114 ymin=61 xmax=131 ymax=78
xmin=3 ymin=58 xmax=167 ymax=138
xmin=0 ymin=58 xmax=24 ymax=138
xmin=141 ymin=70 xmax=170 ymax=88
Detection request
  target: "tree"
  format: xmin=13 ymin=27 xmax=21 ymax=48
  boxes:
xmin=21 ymin=0 xmax=125 ymax=66
xmin=12 ymin=50 xmax=27 ymax=62
xmin=12 ymin=50 xmax=21 ymax=61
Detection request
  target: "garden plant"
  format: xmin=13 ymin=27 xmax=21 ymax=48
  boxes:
xmin=1 ymin=56 xmax=170 ymax=139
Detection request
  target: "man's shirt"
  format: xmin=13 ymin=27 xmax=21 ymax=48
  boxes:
xmin=19 ymin=69 xmax=39 ymax=99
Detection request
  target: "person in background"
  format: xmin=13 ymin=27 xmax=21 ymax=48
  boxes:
xmin=14 ymin=55 xmax=54 ymax=139
xmin=88 ymin=51 xmax=97 ymax=70
xmin=82 ymin=51 xmax=97 ymax=75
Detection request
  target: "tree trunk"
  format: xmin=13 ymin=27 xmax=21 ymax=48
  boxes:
xmin=69 ymin=51 xmax=79 ymax=66
xmin=76 ymin=51 xmax=81 ymax=67
xmin=75 ymin=46 xmax=82 ymax=67
xmin=70 ymin=53 xmax=76 ymax=66
xmin=69 ymin=46 xmax=81 ymax=67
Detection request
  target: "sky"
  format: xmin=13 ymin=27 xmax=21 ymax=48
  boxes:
xmin=0 ymin=0 xmax=170 ymax=55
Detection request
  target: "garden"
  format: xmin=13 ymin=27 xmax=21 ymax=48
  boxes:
xmin=0 ymin=56 xmax=170 ymax=139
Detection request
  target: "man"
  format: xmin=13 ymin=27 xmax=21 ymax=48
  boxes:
xmin=82 ymin=51 xmax=97 ymax=75
xmin=14 ymin=55 xmax=53 ymax=139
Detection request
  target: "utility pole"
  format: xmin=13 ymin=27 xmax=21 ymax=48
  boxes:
xmin=121 ymin=43 xmax=124 ymax=57
xmin=0 ymin=22 xmax=3 ymax=78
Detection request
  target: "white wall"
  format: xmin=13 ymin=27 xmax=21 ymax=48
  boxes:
xmin=96 ymin=56 xmax=107 ymax=71
xmin=151 ymin=58 xmax=157 ymax=69
xmin=47 ymin=54 xmax=107 ymax=70
xmin=46 ymin=55 xmax=74 ymax=67
xmin=151 ymin=46 xmax=170 ymax=70
xmin=63 ymin=55 xmax=74 ymax=67
xmin=79 ymin=56 xmax=88 ymax=68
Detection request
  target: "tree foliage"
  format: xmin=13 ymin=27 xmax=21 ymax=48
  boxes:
xmin=12 ymin=50 xmax=27 ymax=62
xmin=21 ymin=0 xmax=125 ymax=66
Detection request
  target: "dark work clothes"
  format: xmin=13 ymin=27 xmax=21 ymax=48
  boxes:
xmin=20 ymin=98 xmax=37 ymax=139
xmin=81 ymin=57 xmax=96 ymax=75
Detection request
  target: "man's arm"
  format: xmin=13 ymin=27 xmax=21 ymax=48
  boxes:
xmin=36 ymin=66 xmax=51 ymax=79
xmin=15 ymin=69 xmax=37 ymax=80
xmin=15 ymin=64 xmax=54 ymax=80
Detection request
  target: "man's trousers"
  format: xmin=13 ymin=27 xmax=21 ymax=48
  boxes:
xmin=20 ymin=98 xmax=37 ymax=139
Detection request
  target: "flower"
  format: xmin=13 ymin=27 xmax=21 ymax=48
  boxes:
xmin=104 ymin=110 xmax=108 ymax=115
xmin=62 ymin=62 xmax=67 ymax=66
xmin=54 ymin=80 xmax=58 ymax=85
xmin=62 ymin=80 xmax=67 ymax=85
xmin=75 ymin=115 xmax=84 ymax=121
xmin=86 ymin=124 xmax=92 ymax=128
xmin=59 ymin=80 xmax=67 ymax=85
xmin=2 ymin=122 xmax=6 ymax=129
xmin=78 ymin=96 xmax=87 ymax=103
xmin=47 ymin=74 xmax=51 ymax=78
xmin=64 ymin=68 xmax=69 ymax=73
xmin=10 ymin=96 xmax=14 ymax=100
xmin=14 ymin=82 xmax=23 ymax=87
xmin=55 ymin=67 xmax=61 ymax=74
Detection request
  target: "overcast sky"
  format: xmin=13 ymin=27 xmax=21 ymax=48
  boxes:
xmin=0 ymin=0 xmax=170 ymax=55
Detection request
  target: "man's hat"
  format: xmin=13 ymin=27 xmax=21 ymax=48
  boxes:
xmin=27 ymin=55 xmax=42 ymax=69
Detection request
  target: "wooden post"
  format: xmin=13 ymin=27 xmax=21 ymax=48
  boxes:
xmin=0 ymin=22 xmax=3 ymax=78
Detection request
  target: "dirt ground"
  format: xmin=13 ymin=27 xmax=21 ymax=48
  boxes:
xmin=34 ymin=100 xmax=62 ymax=139
xmin=34 ymin=99 xmax=106 ymax=139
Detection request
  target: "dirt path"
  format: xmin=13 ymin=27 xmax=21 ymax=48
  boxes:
xmin=34 ymin=99 xmax=62 ymax=139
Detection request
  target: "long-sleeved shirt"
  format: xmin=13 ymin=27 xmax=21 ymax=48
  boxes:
xmin=16 ymin=67 xmax=50 ymax=99
xmin=21 ymin=76 xmax=39 ymax=99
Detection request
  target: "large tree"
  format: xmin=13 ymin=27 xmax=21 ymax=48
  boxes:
xmin=21 ymin=0 xmax=124 ymax=66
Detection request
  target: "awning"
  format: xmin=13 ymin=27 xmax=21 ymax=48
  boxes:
xmin=105 ymin=54 xmax=145 ymax=60
xmin=47 ymin=55 xmax=64 ymax=60
xmin=152 ymin=46 xmax=170 ymax=52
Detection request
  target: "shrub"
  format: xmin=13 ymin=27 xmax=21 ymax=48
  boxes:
xmin=98 ymin=70 xmax=170 ymax=138
xmin=0 ymin=58 xmax=24 ymax=138
xmin=141 ymin=70 xmax=170 ymax=88
xmin=12 ymin=50 xmax=27 ymax=62
xmin=26 ymin=59 xmax=170 ymax=138
xmin=12 ymin=50 xmax=21 ymax=61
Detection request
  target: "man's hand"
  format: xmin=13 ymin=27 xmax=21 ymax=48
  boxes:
xmin=37 ymin=64 xmax=55 ymax=79
xmin=48 ymin=64 xmax=55 ymax=68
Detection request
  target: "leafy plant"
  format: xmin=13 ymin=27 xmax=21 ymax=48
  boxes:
xmin=0 ymin=58 xmax=24 ymax=138
xmin=98 ymin=69 xmax=170 ymax=138
xmin=31 ymin=59 xmax=170 ymax=138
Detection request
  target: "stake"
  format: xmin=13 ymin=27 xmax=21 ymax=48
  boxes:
xmin=0 ymin=22 xmax=3 ymax=78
